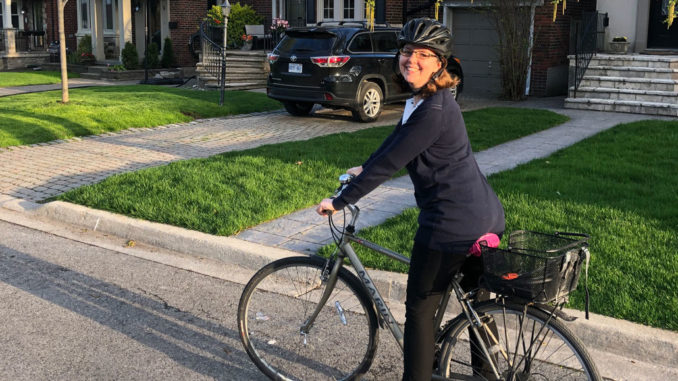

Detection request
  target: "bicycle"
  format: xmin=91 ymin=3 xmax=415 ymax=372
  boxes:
xmin=237 ymin=174 xmax=601 ymax=380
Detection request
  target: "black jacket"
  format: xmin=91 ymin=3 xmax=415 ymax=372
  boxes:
xmin=332 ymin=89 xmax=505 ymax=251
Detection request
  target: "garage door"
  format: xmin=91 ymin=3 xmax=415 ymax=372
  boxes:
xmin=449 ymin=8 xmax=502 ymax=97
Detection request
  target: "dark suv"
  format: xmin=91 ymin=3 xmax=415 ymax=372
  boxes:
xmin=266 ymin=23 xmax=463 ymax=122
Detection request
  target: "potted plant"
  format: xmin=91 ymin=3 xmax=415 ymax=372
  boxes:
xmin=241 ymin=34 xmax=254 ymax=50
xmin=270 ymin=18 xmax=289 ymax=44
xmin=609 ymin=36 xmax=629 ymax=54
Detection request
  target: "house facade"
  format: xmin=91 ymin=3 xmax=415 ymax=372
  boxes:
xmin=598 ymin=0 xmax=678 ymax=53
xmin=1 ymin=0 xmax=219 ymax=69
xmin=239 ymin=0 xmax=597 ymax=96
xmin=3 ymin=0 xmax=676 ymax=98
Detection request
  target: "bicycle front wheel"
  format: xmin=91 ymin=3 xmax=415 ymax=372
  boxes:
xmin=237 ymin=256 xmax=379 ymax=380
xmin=438 ymin=301 xmax=601 ymax=381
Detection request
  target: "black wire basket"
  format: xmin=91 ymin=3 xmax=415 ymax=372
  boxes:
xmin=481 ymin=231 xmax=590 ymax=303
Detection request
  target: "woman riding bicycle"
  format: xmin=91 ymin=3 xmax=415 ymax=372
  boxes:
xmin=316 ymin=17 xmax=505 ymax=381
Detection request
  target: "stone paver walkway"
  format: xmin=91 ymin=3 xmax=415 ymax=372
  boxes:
xmin=235 ymin=107 xmax=673 ymax=253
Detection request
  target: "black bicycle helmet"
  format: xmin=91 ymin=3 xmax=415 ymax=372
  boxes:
xmin=398 ymin=17 xmax=453 ymax=58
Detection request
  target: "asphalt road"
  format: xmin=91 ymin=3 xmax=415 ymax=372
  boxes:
xmin=0 ymin=216 xmax=404 ymax=380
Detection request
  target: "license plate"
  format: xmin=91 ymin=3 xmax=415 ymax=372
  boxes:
xmin=288 ymin=63 xmax=302 ymax=73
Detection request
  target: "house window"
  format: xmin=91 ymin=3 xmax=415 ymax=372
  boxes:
xmin=343 ymin=0 xmax=354 ymax=19
xmin=0 ymin=4 xmax=3 ymax=28
xmin=11 ymin=1 xmax=19 ymax=28
xmin=319 ymin=0 xmax=364 ymax=22
xmin=80 ymin=0 xmax=89 ymax=30
xmin=323 ymin=0 xmax=334 ymax=19
xmin=104 ymin=0 xmax=114 ymax=31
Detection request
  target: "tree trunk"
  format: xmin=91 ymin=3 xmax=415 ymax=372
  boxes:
xmin=58 ymin=0 xmax=69 ymax=103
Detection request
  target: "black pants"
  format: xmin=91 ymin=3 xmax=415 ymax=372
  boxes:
xmin=402 ymin=242 xmax=485 ymax=381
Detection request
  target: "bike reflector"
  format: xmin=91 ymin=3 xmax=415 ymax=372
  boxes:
xmin=501 ymin=273 xmax=519 ymax=280
xmin=311 ymin=56 xmax=350 ymax=67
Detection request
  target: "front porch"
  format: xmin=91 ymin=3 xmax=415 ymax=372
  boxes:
xmin=1 ymin=29 xmax=49 ymax=70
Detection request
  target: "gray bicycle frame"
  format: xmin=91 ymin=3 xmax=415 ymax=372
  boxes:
xmin=301 ymin=202 xmax=502 ymax=380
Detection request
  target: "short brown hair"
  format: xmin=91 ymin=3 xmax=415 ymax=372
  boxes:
xmin=393 ymin=57 xmax=461 ymax=98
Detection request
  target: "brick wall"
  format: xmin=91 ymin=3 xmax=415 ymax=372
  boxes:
xmin=238 ymin=0 xmax=272 ymax=27
xmin=530 ymin=0 xmax=596 ymax=96
xmin=169 ymin=0 xmax=210 ymax=67
xmin=44 ymin=0 xmax=78 ymax=52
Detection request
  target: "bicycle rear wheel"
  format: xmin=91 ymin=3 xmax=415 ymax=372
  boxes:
xmin=438 ymin=301 xmax=601 ymax=381
xmin=238 ymin=256 xmax=379 ymax=380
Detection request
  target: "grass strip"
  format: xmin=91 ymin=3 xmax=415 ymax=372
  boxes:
xmin=0 ymin=70 xmax=80 ymax=87
xmin=325 ymin=120 xmax=678 ymax=331
xmin=57 ymin=107 xmax=567 ymax=237
xmin=0 ymin=85 xmax=282 ymax=147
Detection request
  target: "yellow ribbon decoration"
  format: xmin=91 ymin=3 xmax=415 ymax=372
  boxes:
xmin=366 ymin=0 xmax=375 ymax=31
xmin=667 ymin=0 xmax=677 ymax=29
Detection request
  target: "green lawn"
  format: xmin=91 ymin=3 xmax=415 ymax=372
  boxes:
xmin=0 ymin=70 xmax=80 ymax=87
xmin=56 ymin=107 xmax=567 ymax=237
xmin=327 ymin=120 xmax=678 ymax=331
xmin=0 ymin=85 xmax=282 ymax=147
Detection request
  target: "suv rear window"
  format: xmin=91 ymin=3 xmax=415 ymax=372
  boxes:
xmin=277 ymin=34 xmax=336 ymax=53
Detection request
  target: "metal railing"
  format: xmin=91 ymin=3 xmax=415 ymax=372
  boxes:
xmin=200 ymin=20 xmax=227 ymax=105
xmin=0 ymin=29 xmax=46 ymax=52
xmin=572 ymin=12 xmax=599 ymax=98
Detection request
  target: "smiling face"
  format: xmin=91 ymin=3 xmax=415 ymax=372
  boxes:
xmin=399 ymin=44 xmax=442 ymax=91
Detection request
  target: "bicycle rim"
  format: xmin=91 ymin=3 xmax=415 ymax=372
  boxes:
xmin=238 ymin=256 xmax=379 ymax=380
xmin=439 ymin=302 xmax=601 ymax=381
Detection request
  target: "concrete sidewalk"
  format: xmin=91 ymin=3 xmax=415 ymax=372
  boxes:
xmin=0 ymin=95 xmax=677 ymax=380
xmin=0 ymin=78 xmax=139 ymax=97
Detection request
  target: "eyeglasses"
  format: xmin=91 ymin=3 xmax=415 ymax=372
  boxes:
xmin=399 ymin=48 xmax=438 ymax=60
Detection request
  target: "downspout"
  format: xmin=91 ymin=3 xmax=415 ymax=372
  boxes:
xmin=525 ymin=3 xmax=536 ymax=96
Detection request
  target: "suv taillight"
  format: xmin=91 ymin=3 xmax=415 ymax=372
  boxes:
xmin=268 ymin=53 xmax=279 ymax=64
xmin=311 ymin=56 xmax=350 ymax=67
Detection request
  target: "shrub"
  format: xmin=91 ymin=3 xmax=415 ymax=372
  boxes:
xmin=227 ymin=3 xmax=263 ymax=48
xmin=121 ymin=42 xmax=139 ymax=70
xmin=205 ymin=5 xmax=224 ymax=26
xmin=144 ymin=42 xmax=160 ymax=69
xmin=76 ymin=35 xmax=93 ymax=64
xmin=161 ymin=37 xmax=177 ymax=68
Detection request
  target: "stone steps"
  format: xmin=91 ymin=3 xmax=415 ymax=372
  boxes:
xmin=566 ymin=54 xmax=678 ymax=116
xmin=565 ymin=98 xmax=678 ymax=117
xmin=196 ymin=49 xmax=268 ymax=90
xmin=569 ymin=86 xmax=678 ymax=104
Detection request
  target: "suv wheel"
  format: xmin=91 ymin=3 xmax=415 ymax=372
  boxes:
xmin=450 ymin=85 xmax=459 ymax=100
xmin=352 ymin=82 xmax=383 ymax=123
xmin=283 ymin=101 xmax=314 ymax=116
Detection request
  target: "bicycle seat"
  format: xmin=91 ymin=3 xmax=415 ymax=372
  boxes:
xmin=468 ymin=233 xmax=500 ymax=257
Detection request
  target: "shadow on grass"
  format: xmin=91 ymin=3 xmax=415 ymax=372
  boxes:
xmin=0 ymin=108 xmax=94 ymax=146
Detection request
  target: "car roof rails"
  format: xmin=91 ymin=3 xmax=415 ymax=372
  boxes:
xmin=315 ymin=20 xmax=392 ymax=28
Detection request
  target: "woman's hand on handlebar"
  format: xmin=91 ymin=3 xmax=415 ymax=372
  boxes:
xmin=347 ymin=166 xmax=363 ymax=176
xmin=316 ymin=198 xmax=337 ymax=216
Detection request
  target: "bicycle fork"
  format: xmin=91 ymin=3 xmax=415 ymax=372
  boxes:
xmin=298 ymin=255 xmax=343 ymax=342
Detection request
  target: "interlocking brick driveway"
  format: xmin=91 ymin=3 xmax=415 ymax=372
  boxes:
xmin=0 ymin=107 xmax=404 ymax=202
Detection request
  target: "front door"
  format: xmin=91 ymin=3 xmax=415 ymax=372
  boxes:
xmin=647 ymin=0 xmax=678 ymax=49
xmin=286 ymin=0 xmax=306 ymax=27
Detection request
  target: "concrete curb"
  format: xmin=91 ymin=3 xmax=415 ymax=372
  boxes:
xmin=3 ymin=195 xmax=677 ymax=377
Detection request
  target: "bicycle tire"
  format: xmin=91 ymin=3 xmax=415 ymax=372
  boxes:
xmin=438 ymin=300 xmax=601 ymax=381
xmin=238 ymin=256 xmax=379 ymax=380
